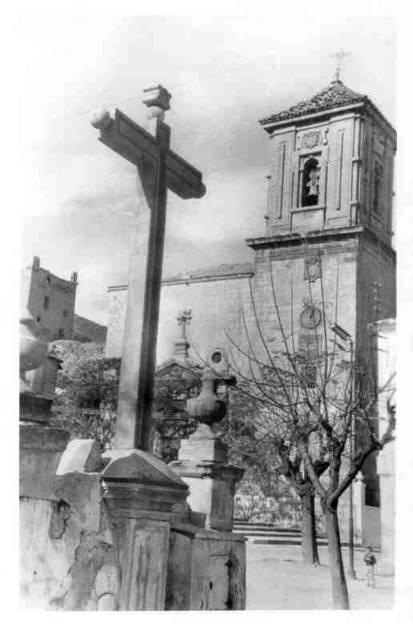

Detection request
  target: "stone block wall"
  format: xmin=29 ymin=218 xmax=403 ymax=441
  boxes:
xmin=20 ymin=470 xmax=120 ymax=610
xmin=20 ymin=438 xmax=247 ymax=611
xmin=166 ymin=524 xmax=246 ymax=610
xmin=105 ymin=266 xmax=253 ymax=363
xmin=245 ymin=237 xmax=358 ymax=369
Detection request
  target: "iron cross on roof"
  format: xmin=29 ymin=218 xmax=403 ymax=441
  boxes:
xmin=330 ymin=49 xmax=351 ymax=82
xmin=91 ymin=86 xmax=205 ymax=450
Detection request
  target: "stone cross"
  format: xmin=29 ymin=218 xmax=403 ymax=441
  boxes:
xmin=91 ymin=86 xmax=205 ymax=450
xmin=177 ymin=308 xmax=192 ymax=340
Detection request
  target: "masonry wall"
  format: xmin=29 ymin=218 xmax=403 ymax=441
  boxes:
xmin=74 ymin=315 xmax=108 ymax=344
xmin=20 ymin=472 xmax=120 ymax=610
xmin=105 ymin=275 xmax=252 ymax=364
xmin=248 ymin=238 xmax=358 ymax=362
xmin=159 ymin=276 xmax=252 ymax=363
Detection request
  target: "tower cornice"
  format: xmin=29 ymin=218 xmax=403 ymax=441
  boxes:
xmin=245 ymin=225 xmax=396 ymax=263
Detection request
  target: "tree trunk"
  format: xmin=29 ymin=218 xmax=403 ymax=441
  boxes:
xmin=324 ymin=504 xmax=350 ymax=609
xmin=300 ymin=489 xmax=319 ymax=565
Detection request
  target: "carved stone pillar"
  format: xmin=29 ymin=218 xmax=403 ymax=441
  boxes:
xmin=165 ymin=357 xmax=246 ymax=610
xmin=170 ymin=366 xmax=243 ymax=531
xmin=101 ymin=450 xmax=188 ymax=610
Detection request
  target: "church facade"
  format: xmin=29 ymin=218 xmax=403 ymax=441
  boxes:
xmin=105 ymin=78 xmax=396 ymax=543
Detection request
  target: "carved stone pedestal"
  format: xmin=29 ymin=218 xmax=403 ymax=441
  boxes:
xmin=20 ymin=393 xmax=70 ymax=500
xmin=170 ymin=425 xmax=243 ymax=532
xmin=101 ymin=450 xmax=189 ymax=610
xmin=20 ymin=392 xmax=70 ymax=607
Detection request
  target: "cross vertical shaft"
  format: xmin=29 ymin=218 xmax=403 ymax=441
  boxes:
xmin=91 ymin=85 xmax=205 ymax=451
xmin=134 ymin=120 xmax=170 ymax=449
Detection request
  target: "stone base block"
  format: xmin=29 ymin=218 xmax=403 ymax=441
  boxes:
xmin=166 ymin=523 xmax=246 ymax=610
xmin=20 ymin=421 xmax=69 ymax=500
xmin=169 ymin=461 xmax=243 ymax=531
xmin=179 ymin=425 xmax=227 ymax=463
xmin=20 ymin=392 xmax=52 ymax=423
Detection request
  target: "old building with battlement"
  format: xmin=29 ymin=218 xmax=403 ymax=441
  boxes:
xmin=22 ymin=256 xmax=78 ymax=342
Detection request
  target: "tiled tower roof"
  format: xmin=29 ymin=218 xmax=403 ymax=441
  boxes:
xmin=260 ymin=79 xmax=368 ymax=126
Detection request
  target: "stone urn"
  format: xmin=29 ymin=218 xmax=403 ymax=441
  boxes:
xmin=185 ymin=367 xmax=226 ymax=426
xmin=169 ymin=363 xmax=244 ymax=531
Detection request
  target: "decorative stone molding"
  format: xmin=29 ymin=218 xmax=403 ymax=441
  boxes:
xmin=101 ymin=450 xmax=189 ymax=610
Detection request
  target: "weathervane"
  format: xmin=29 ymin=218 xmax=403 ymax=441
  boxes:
xmin=330 ymin=49 xmax=351 ymax=82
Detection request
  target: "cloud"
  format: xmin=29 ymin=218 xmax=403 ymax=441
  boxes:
xmin=18 ymin=11 xmax=395 ymax=325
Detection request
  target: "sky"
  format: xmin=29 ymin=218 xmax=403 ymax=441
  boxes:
xmin=16 ymin=5 xmax=397 ymax=326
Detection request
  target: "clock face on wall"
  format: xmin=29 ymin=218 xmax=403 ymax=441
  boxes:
xmin=300 ymin=305 xmax=322 ymax=329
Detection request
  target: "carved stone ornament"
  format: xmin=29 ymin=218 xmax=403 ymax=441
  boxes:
xmin=304 ymin=255 xmax=321 ymax=282
xmin=186 ymin=368 xmax=227 ymax=426
xmin=302 ymin=131 xmax=321 ymax=150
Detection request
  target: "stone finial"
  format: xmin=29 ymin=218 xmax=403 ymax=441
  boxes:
xmin=32 ymin=256 xmax=40 ymax=270
xmin=142 ymin=84 xmax=171 ymax=121
xmin=173 ymin=308 xmax=192 ymax=362
xmin=71 ymin=271 xmax=78 ymax=283
xmin=90 ymin=108 xmax=112 ymax=130
xmin=20 ymin=307 xmax=48 ymax=392
xmin=207 ymin=347 xmax=235 ymax=382
xmin=177 ymin=308 xmax=192 ymax=339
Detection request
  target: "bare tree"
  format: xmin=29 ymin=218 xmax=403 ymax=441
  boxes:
xmin=221 ymin=386 xmax=323 ymax=565
xmin=225 ymin=259 xmax=395 ymax=609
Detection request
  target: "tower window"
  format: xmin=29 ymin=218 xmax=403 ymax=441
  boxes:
xmin=58 ymin=328 xmax=65 ymax=339
xmin=62 ymin=309 xmax=68 ymax=318
xmin=301 ymin=157 xmax=320 ymax=207
xmin=372 ymin=159 xmax=383 ymax=215
xmin=43 ymin=296 xmax=50 ymax=310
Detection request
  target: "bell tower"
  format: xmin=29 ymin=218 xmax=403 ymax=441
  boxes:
xmin=246 ymin=78 xmax=396 ymax=543
xmin=260 ymin=79 xmax=396 ymax=241
xmin=247 ymin=77 xmax=396 ymax=341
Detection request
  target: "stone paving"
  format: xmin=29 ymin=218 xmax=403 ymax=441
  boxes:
xmin=246 ymin=542 xmax=394 ymax=610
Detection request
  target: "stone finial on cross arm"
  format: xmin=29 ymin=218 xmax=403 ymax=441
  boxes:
xmin=177 ymin=308 xmax=192 ymax=340
xmin=142 ymin=85 xmax=171 ymax=121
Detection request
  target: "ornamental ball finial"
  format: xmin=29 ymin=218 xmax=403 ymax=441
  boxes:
xmin=90 ymin=108 xmax=112 ymax=130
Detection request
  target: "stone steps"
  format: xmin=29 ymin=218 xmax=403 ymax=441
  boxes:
xmin=233 ymin=521 xmax=364 ymax=548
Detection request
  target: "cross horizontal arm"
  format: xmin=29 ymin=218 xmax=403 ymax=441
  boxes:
xmin=98 ymin=109 xmax=206 ymax=200
xmin=165 ymin=150 xmax=206 ymax=199
xmin=98 ymin=109 xmax=159 ymax=166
